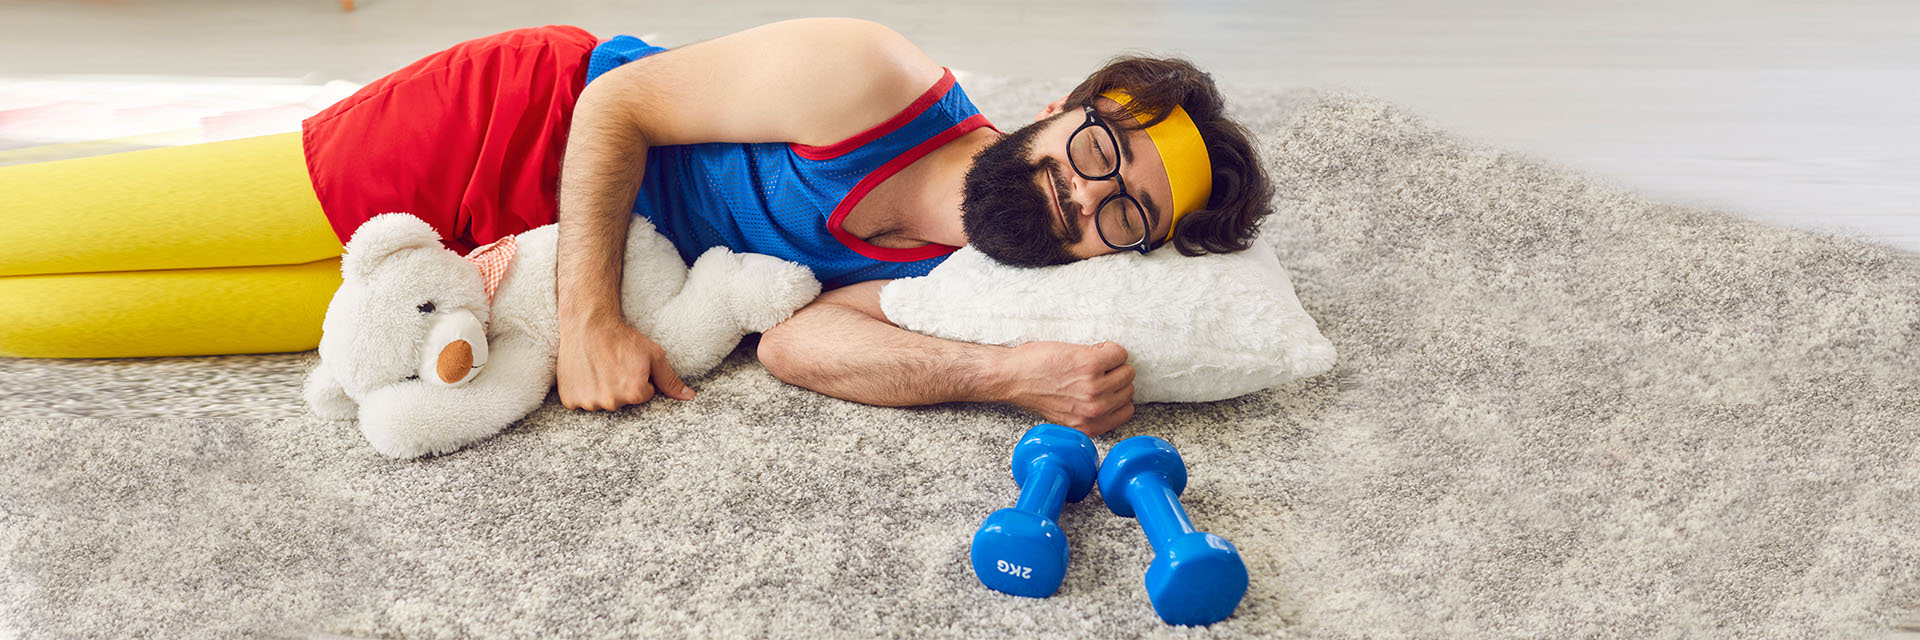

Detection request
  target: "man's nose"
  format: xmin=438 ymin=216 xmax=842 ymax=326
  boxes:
xmin=1067 ymin=169 xmax=1120 ymax=212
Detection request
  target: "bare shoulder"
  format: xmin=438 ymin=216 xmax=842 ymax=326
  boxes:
xmin=776 ymin=18 xmax=948 ymax=144
xmin=789 ymin=18 xmax=940 ymax=75
xmin=584 ymin=17 xmax=947 ymax=148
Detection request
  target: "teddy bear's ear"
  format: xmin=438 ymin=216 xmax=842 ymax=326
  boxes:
xmin=341 ymin=213 xmax=448 ymax=281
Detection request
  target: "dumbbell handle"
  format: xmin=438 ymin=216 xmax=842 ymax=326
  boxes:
xmin=1123 ymin=472 xmax=1198 ymax=553
xmin=1013 ymin=458 xmax=1072 ymax=521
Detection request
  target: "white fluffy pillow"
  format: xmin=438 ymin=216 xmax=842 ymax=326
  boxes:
xmin=878 ymin=242 xmax=1337 ymax=403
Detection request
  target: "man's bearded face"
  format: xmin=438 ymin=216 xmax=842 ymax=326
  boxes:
xmin=959 ymin=116 xmax=1080 ymax=268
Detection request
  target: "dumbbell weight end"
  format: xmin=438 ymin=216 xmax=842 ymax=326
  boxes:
xmin=970 ymin=507 xmax=1069 ymax=598
xmin=1144 ymin=531 xmax=1248 ymax=626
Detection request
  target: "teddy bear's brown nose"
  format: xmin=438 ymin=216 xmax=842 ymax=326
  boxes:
xmin=418 ymin=307 xmax=488 ymax=387
xmin=436 ymin=340 xmax=474 ymax=383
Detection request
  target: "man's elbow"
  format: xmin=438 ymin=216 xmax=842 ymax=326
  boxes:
xmin=757 ymin=295 xmax=884 ymax=389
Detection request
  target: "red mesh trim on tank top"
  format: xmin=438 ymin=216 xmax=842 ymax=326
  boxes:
xmin=826 ymin=113 xmax=1001 ymax=262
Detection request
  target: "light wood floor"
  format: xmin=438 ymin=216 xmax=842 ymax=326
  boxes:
xmin=2 ymin=0 xmax=1914 ymax=252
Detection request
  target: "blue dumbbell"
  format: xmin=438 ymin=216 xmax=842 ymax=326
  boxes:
xmin=1099 ymin=435 xmax=1249 ymax=626
xmin=970 ymin=423 xmax=1101 ymax=598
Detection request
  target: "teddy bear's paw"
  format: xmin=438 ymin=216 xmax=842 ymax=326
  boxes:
xmin=729 ymin=254 xmax=823 ymax=332
xmin=303 ymin=363 xmax=358 ymax=421
xmin=358 ymin=408 xmax=500 ymax=459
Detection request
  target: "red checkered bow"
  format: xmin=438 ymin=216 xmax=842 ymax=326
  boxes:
xmin=463 ymin=234 xmax=518 ymax=307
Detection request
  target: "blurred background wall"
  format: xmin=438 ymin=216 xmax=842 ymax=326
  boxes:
xmin=2 ymin=0 xmax=1914 ymax=251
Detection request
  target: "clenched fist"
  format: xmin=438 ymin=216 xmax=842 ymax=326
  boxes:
xmin=556 ymin=313 xmax=695 ymax=411
xmin=995 ymin=340 xmax=1136 ymax=436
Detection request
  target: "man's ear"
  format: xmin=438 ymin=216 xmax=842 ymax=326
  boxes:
xmin=1033 ymin=95 xmax=1069 ymax=122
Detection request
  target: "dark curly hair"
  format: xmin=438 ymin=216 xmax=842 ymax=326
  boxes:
xmin=1063 ymin=55 xmax=1274 ymax=255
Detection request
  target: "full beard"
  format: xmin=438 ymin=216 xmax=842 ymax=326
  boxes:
xmin=959 ymin=118 xmax=1080 ymax=267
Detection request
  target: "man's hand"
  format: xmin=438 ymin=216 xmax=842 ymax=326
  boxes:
xmin=556 ymin=313 xmax=695 ymax=411
xmin=995 ymin=341 xmax=1136 ymax=436
xmin=755 ymin=282 xmax=1136 ymax=435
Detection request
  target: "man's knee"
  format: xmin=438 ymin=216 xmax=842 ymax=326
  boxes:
xmin=755 ymin=322 xmax=797 ymax=381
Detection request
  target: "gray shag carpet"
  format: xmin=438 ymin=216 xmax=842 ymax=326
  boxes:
xmin=3 ymin=76 xmax=1918 ymax=639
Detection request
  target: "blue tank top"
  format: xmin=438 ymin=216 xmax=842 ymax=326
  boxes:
xmin=584 ymin=34 xmax=1000 ymax=290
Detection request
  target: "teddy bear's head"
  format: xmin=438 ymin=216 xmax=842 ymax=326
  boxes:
xmin=305 ymin=210 xmax=824 ymax=459
xmin=311 ymin=213 xmax=494 ymax=408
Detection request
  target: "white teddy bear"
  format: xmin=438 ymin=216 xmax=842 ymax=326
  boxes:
xmin=303 ymin=212 xmax=821 ymax=458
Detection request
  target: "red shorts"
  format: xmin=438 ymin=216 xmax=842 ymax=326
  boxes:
xmin=302 ymin=25 xmax=601 ymax=255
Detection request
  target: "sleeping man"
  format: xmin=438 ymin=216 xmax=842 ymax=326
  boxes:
xmin=0 ymin=18 xmax=1272 ymax=435
xmin=552 ymin=18 xmax=1276 ymax=435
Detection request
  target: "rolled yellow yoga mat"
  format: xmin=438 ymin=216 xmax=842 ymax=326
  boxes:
xmin=0 ymin=132 xmax=346 ymax=358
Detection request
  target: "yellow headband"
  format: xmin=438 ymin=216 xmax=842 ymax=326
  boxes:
xmin=1100 ymin=90 xmax=1213 ymax=243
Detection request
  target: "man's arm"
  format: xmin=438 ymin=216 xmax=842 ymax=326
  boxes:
xmin=757 ymin=280 xmax=1139 ymax=435
xmin=553 ymin=76 xmax=694 ymax=410
xmin=554 ymin=17 xmax=944 ymax=411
